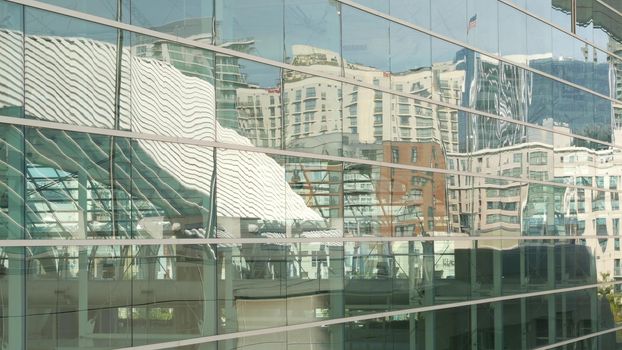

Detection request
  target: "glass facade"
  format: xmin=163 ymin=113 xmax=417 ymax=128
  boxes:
xmin=1 ymin=0 xmax=622 ymax=349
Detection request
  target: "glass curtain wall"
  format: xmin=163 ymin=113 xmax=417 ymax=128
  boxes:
xmin=1 ymin=0 xmax=622 ymax=349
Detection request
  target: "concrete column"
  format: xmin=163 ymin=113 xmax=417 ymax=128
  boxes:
xmin=329 ymin=246 xmax=344 ymax=350
xmin=589 ymin=248 xmax=598 ymax=350
xmin=520 ymin=300 xmax=527 ymax=349
xmin=409 ymin=241 xmax=418 ymax=350
xmin=331 ymin=168 xmax=345 ymax=350
xmin=222 ymin=249 xmax=237 ymax=350
xmin=547 ymin=244 xmax=556 ymax=344
xmin=200 ymin=195 xmax=217 ymax=350
xmin=7 ymin=252 xmax=25 ymax=350
xmin=560 ymin=244 xmax=567 ymax=344
xmin=78 ymin=248 xmax=90 ymax=347
xmin=422 ymin=241 xmax=435 ymax=350
xmin=200 ymin=246 xmax=218 ymax=350
xmin=470 ymin=305 xmax=478 ymax=350
xmin=7 ymin=126 xmax=25 ymax=350
xmin=470 ymin=241 xmax=478 ymax=350
xmin=493 ymin=249 xmax=503 ymax=350
xmin=520 ymin=245 xmax=527 ymax=350
xmin=78 ymin=169 xmax=90 ymax=347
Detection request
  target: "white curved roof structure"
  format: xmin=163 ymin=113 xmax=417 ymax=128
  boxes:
xmin=0 ymin=30 xmax=321 ymax=222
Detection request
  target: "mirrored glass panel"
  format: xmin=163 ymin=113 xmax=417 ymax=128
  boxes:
xmin=130 ymin=0 xmax=213 ymax=38
xmin=576 ymin=0 xmax=595 ymax=42
xmin=284 ymin=0 xmax=342 ymax=78
xmin=284 ymin=73 xmax=341 ymax=155
xmin=550 ymin=0 xmax=573 ymax=32
xmin=593 ymin=0 xmax=622 ymax=49
xmin=499 ymin=2 xmax=527 ymax=65
xmin=23 ymin=244 xmax=216 ymax=349
xmin=128 ymin=32 xmax=216 ymax=138
xmin=390 ymin=0 xmax=431 ymax=29
xmin=431 ymin=0 xmax=467 ymax=43
xmin=0 ymin=0 xmax=23 ymax=120
xmin=215 ymin=0 xmax=284 ymax=62
xmin=36 ymin=0 xmax=121 ymax=20
xmin=3 ymin=1 xmax=622 ymax=349
xmin=234 ymin=280 xmax=622 ymax=349
xmin=24 ymin=8 xmax=125 ymax=129
xmin=217 ymin=59 xmax=281 ymax=146
xmin=24 ymin=126 xmax=215 ymax=241
xmin=215 ymin=148 xmax=287 ymax=240
xmin=466 ymin=0 xmax=499 ymax=55
xmin=341 ymin=4 xmax=390 ymax=81
xmin=0 ymin=124 xmax=24 ymax=240
xmin=25 ymin=128 xmax=129 ymax=240
xmin=341 ymin=85 xmax=386 ymax=160
xmin=8 ymin=236 xmax=622 ymax=347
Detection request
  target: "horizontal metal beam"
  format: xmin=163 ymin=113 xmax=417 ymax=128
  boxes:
xmin=534 ymin=324 xmax=622 ymax=350
xmin=4 ymin=0 xmax=622 ymax=154
xmin=0 ymin=234 xmax=615 ymax=247
xmin=1 ymin=114 xmax=619 ymax=195
xmin=114 ymin=279 xmax=622 ymax=350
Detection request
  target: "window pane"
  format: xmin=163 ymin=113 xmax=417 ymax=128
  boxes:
xmin=284 ymin=0 xmax=341 ymax=77
xmin=215 ymin=0 xmax=283 ymax=62
xmin=284 ymin=74 xmax=341 ymax=155
xmin=24 ymin=8 xmax=124 ymax=129
xmin=130 ymin=0 xmax=213 ymax=38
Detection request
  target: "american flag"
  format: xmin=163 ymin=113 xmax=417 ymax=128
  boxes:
xmin=467 ymin=14 xmax=477 ymax=32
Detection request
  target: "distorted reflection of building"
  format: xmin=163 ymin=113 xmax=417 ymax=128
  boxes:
xmin=220 ymin=38 xmax=622 ymax=285
xmin=132 ymin=19 xmax=256 ymax=131
xmin=1 ymin=0 xmax=622 ymax=347
xmin=380 ymin=142 xmax=449 ymax=237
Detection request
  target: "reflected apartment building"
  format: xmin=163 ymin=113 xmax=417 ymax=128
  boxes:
xmin=2 ymin=0 xmax=622 ymax=349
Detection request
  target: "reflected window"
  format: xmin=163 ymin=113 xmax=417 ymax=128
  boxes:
xmin=611 ymin=176 xmax=619 ymax=190
xmin=392 ymin=147 xmax=399 ymax=163
xmin=613 ymin=193 xmax=620 ymax=211
xmin=576 ymin=177 xmax=593 ymax=186
xmin=411 ymin=176 xmax=428 ymax=187
xmin=596 ymin=176 xmax=605 ymax=188
xmin=528 ymin=151 xmax=547 ymax=165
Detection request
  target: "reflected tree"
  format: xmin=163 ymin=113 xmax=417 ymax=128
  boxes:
xmin=598 ymin=272 xmax=622 ymax=323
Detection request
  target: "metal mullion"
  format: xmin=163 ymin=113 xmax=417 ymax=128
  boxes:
xmin=0 ymin=115 xmax=618 ymax=196
xmin=0 ymin=234 xmax=617 ymax=247
xmin=571 ymin=0 xmax=577 ymax=34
